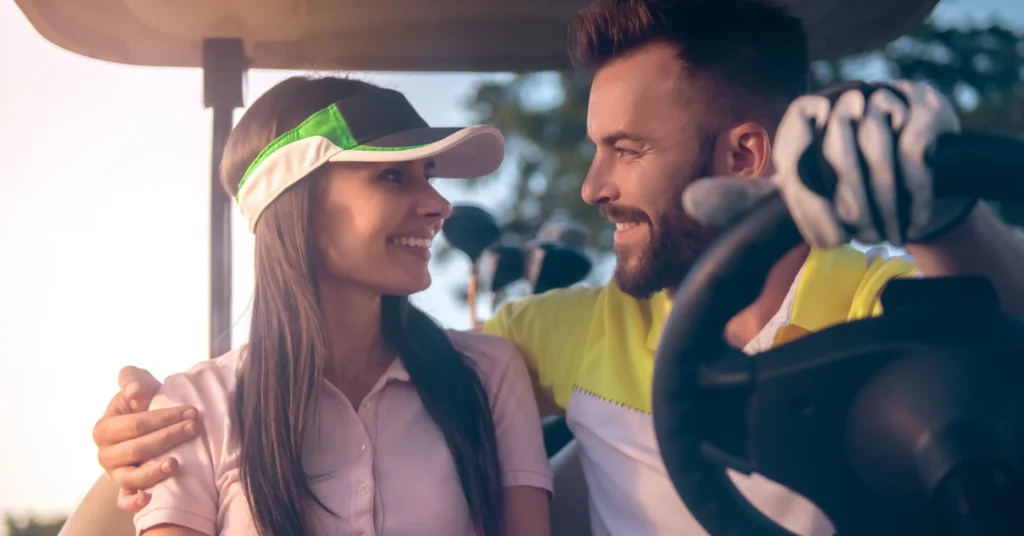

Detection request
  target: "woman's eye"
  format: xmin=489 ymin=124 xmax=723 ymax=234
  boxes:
xmin=381 ymin=170 xmax=404 ymax=183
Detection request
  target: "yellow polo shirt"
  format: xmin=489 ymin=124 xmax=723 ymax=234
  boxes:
xmin=483 ymin=245 xmax=917 ymax=536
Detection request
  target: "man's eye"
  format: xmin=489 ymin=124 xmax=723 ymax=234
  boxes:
xmin=615 ymin=147 xmax=639 ymax=157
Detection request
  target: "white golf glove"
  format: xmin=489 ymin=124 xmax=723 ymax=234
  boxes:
xmin=684 ymin=80 xmax=975 ymax=248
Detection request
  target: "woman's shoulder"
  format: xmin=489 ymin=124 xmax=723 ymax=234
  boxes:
xmin=447 ymin=329 xmax=519 ymax=362
xmin=153 ymin=346 xmax=245 ymax=409
xmin=445 ymin=330 xmax=529 ymax=390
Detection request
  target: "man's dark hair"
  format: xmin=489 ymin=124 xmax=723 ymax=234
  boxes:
xmin=569 ymin=0 xmax=811 ymax=130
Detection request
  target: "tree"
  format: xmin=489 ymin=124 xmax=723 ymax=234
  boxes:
xmin=4 ymin=514 xmax=65 ymax=536
xmin=464 ymin=72 xmax=602 ymax=248
xmin=464 ymin=20 xmax=1024 ymax=251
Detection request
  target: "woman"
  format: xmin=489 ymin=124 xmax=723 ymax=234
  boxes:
xmin=132 ymin=76 xmax=552 ymax=536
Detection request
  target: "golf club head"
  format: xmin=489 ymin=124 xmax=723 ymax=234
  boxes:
xmin=526 ymin=242 xmax=593 ymax=295
xmin=442 ymin=205 xmax=500 ymax=263
xmin=480 ymin=244 xmax=525 ymax=294
xmin=533 ymin=212 xmax=591 ymax=250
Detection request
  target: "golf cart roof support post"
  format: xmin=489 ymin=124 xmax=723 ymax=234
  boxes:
xmin=203 ymin=38 xmax=248 ymax=358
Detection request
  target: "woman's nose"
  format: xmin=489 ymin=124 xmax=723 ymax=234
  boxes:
xmin=418 ymin=185 xmax=453 ymax=220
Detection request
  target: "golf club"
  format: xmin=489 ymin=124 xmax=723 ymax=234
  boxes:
xmin=524 ymin=213 xmax=594 ymax=295
xmin=525 ymin=242 xmax=593 ymax=295
xmin=442 ymin=204 xmax=500 ymax=328
xmin=479 ymin=243 xmax=525 ymax=309
xmin=533 ymin=211 xmax=590 ymax=250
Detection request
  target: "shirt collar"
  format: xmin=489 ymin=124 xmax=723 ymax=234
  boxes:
xmin=321 ymin=357 xmax=411 ymax=403
xmin=385 ymin=358 xmax=412 ymax=382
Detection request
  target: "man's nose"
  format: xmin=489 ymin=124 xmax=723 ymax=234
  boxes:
xmin=581 ymin=158 xmax=619 ymax=206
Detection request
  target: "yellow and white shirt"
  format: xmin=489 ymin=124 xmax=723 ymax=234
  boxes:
xmin=483 ymin=245 xmax=917 ymax=535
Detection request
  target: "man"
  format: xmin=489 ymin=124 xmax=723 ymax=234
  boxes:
xmin=82 ymin=0 xmax=1024 ymax=535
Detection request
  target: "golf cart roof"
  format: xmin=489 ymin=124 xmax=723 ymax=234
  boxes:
xmin=15 ymin=0 xmax=938 ymax=72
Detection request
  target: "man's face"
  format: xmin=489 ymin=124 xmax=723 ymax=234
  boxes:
xmin=583 ymin=42 xmax=724 ymax=298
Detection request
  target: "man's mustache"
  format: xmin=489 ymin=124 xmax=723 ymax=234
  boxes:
xmin=600 ymin=204 xmax=651 ymax=225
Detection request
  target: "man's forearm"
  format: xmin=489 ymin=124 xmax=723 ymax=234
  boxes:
xmin=907 ymin=203 xmax=1024 ymax=316
xmin=58 ymin=474 xmax=136 ymax=536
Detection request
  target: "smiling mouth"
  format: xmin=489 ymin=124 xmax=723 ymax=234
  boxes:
xmin=389 ymin=237 xmax=433 ymax=249
xmin=612 ymin=220 xmax=649 ymax=245
xmin=615 ymin=222 xmax=644 ymax=232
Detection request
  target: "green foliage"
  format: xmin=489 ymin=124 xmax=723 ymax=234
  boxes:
xmin=465 ymin=72 xmax=603 ymax=248
xmin=4 ymin=514 xmax=65 ymax=536
xmin=465 ymin=21 xmax=1024 ymax=249
xmin=882 ymin=24 xmax=1024 ymax=134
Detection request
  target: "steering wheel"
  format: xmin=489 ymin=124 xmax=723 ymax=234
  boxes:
xmin=651 ymin=132 xmax=1024 ymax=536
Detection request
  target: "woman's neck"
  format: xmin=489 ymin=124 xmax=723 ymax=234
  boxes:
xmin=316 ymin=278 xmax=391 ymax=387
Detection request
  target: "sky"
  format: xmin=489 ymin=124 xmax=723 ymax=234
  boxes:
xmin=1 ymin=0 xmax=1023 ymax=526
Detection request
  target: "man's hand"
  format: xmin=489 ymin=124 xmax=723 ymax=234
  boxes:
xmin=92 ymin=366 xmax=200 ymax=512
xmin=684 ymin=80 xmax=975 ymax=248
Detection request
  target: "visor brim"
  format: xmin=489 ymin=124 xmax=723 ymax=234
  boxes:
xmin=327 ymin=124 xmax=505 ymax=179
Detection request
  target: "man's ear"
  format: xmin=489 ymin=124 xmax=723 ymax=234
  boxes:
xmin=713 ymin=122 xmax=772 ymax=179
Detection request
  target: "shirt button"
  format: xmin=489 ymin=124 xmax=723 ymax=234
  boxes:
xmin=358 ymin=483 xmax=372 ymax=496
xmin=362 ymin=402 xmax=374 ymax=415
xmin=359 ymin=444 xmax=367 ymax=454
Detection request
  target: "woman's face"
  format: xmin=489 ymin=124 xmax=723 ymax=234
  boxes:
xmin=312 ymin=158 xmax=452 ymax=295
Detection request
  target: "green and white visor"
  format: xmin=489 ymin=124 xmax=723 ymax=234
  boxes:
xmin=236 ymin=87 xmax=505 ymax=232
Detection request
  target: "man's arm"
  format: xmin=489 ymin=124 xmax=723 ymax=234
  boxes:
xmin=482 ymin=287 xmax=601 ymax=418
xmin=908 ymin=203 xmax=1024 ymax=316
xmin=57 ymin=475 xmax=134 ymax=536
xmin=472 ymin=323 xmax=561 ymax=418
xmin=482 ymin=315 xmax=564 ymax=419
xmin=529 ymin=370 xmax=565 ymax=419
xmin=61 ymin=368 xmax=202 ymax=535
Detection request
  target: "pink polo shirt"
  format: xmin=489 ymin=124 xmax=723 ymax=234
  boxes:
xmin=133 ymin=330 xmax=553 ymax=536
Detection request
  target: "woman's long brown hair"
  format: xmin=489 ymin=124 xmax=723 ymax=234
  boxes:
xmin=221 ymin=76 xmax=504 ymax=536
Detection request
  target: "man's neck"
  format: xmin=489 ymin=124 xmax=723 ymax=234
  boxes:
xmin=717 ymin=243 xmax=810 ymax=349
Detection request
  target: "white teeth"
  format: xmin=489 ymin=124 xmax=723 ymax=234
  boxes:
xmin=616 ymin=222 xmax=640 ymax=231
xmin=391 ymin=237 xmax=432 ymax=248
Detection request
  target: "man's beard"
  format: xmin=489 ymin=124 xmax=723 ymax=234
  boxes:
xmin=607 ymin=148 xmax=720 ymax=299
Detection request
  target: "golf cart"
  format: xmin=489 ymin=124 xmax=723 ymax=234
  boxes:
xmin=9 ymin=0 xmax=982 ymax=534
